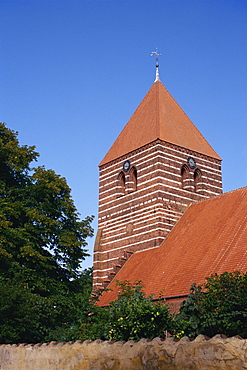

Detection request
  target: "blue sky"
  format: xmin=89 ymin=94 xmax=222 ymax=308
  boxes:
xmin=1 ymin=0 xmax=246 ymax=269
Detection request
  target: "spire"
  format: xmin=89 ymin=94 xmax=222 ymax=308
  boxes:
xmin=151 ymin=48 xmax=161 ymax=82
xmin=99 ymin=80 xmax=221 ymax=166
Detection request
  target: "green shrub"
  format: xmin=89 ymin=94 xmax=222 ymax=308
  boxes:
xmin=174 ymin=271 xmax=247 ymax=338
xmin=82 ymin=281 xmax=173 ymax=342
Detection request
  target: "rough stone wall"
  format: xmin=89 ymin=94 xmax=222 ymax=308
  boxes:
xmin=1 ymin=335 xmax=246 ymax=370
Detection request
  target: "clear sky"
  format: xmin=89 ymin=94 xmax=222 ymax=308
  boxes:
xmin=1 ymin=0 xmax=247 ymax=269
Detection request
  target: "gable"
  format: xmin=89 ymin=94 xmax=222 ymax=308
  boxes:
xmin=98 ymin=186 xmax=247 ymax=306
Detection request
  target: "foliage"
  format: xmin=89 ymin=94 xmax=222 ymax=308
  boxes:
xmin=79 ymin=304 xmax=110 ymax=341
xmin=106 ymin=281 xmax=172 ymax=341
xmin=44 ymin=267 xmax=94 ymax=343
xmin=0 ymin=278 xmax=49 ymax=344
xmin=0 ymin=122 xmax=93 ymax=282
xmin=0 ymin=122 xmax=94 ymax=343
xmin=75 ymin=286 xmax=110 ymax=341
xmin=0 ymin=268 xmax=94 ymax=344
xmin=81 ymin=281 xmax=173 ymax=342
xmin=174 ymin=271 xmax=247 ymax=338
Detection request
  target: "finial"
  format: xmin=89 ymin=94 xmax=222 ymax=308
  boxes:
xmin=151 ymin=48 xmax=161 ymax=82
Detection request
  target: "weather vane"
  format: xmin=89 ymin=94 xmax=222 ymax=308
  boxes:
xmin=151 ymin=48 xmax=161 ymax=82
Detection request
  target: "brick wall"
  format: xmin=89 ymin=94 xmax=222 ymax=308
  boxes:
xmin=93 ymin=139 xmax=222 ymax=289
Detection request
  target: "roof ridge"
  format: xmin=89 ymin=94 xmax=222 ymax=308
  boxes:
xmin=156 ymin=81 xmax=160 ymax=138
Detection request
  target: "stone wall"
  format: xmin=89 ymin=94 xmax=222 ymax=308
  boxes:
xmin=0 ymin=335 xmax=246 ymax=370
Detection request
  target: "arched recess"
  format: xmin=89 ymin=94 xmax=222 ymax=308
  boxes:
xmin=129 ymin=166 xmax=137 ymax=192
xmin=117 ymin=171 xmax=126 ymax=196
xmin=194 ymin=168 xmax=202 ymax=192
xmin=181 ymin=164 xmax=190 ymax=190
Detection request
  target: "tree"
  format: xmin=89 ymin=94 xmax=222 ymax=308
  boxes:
xmin=0 ymin=122 xmax=93 ymax=282
xmin=81 ymin=281 xmax=173 ymax=341
xmin=45 ymin=267 xmax=95 ymax=342
xmin=0 ymin=277 xmax=55 ymax=343
xmin=174 ymin=271 xmax=247 ymax=338
xmin=0 ymin=122 xmax=94 ymax=343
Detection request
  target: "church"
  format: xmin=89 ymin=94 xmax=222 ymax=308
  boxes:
xmin=93 ymin=59 xmax=247 ymax=309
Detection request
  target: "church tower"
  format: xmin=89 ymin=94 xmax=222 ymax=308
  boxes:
xmin=93 ymin=65 xmax=222 ymax=290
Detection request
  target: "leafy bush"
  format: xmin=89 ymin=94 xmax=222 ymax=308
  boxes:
xmin=174 ymin=271 xmax=247 ymax=338
xmin=81 ymin=281 xmax=173 ymax=341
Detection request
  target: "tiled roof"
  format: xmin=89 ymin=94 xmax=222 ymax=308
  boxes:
xmin=98 ymin=187 xmax=247 ymax=306
xmin=100 ymin=81 xmax=221 ymax=166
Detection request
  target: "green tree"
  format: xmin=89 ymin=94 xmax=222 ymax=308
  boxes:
xmin=81 ymin=281 xmax=173 ymax=341
xmin=46 ymin=267 xmax=95 ymax=342
xmin=0 ymin=122 xmax=94 ymax=343
xmin=0 ymin=277 xmax=57 ymax=344
xmin=174 ymin=271 xmax=247 ymax=338
xmin=0 ymin=268 xmax=94 ymax=343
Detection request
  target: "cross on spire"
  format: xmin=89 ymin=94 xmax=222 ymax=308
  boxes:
xmin=151 ymin=48 xmax=161 ymax=82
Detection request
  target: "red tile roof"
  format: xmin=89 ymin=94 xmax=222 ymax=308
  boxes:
xmin=98 ymin=187 xmax=247 ymax=306
xmin=100 ymin=81 xmax=221 ymax=166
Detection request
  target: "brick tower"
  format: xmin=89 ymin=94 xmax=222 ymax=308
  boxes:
xmin=93 ymin=75 xmax=222 ymax=290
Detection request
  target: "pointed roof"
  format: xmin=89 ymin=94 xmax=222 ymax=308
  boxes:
xmin=100 ymin=81 xmax=221 ymax=166
xmin=98 ymin=186 xmax=247 ymax=306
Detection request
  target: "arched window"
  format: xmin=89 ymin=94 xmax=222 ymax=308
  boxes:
xmin=194 ymin=169 xmax=202 ymax=192
xmin=181 ymin=164 xmax=190 ymax=190
xmin=129 ymin=167 xmax=137 ymax=192
xmin=117 ymin=171 xmax=125 ymax=196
